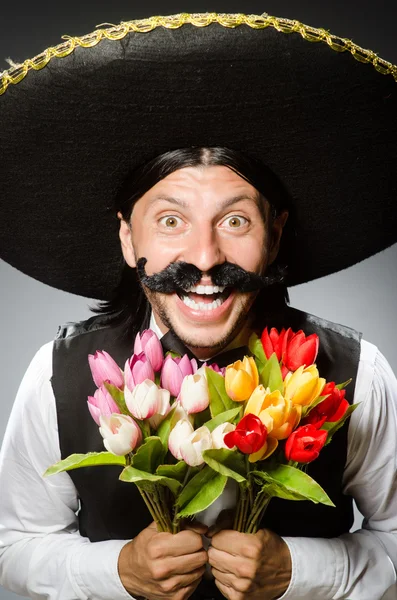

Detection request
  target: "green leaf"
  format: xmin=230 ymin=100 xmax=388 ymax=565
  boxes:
xmin=202 ymin=448 xmax=247 ymax=483
xmin=248 ymin=333 xmax=267 ymax=366
xmin=259 ymin=353 xmax=283 ymax=393
xmin=194 ymin=406 xmax=212 ymax=428
xmin=132 ymin=436 xmax=165 ymax=473
xmin=120 ymin=466 xmax=181 ymax=495
xmin=204 ymin=407 xmax=242 ymax=432
xmin=251 ymin=464 xmax=334 ymax=506
xmin=156 ymin=461 xmax=189 ymax=482
xmin=301 ymin=394 xmax=329 ymax=418
xmin=157 ymin=405 xmax=177 ymax=450
xmin=177 ymin=466 xmax=227 ymax=517
xmin=322 ymin=403 xmax=359 ymax=444
xmin=206 ymin=368 xmax=239 ymax=417
xmin=335 ymin=379 xmax=352 ymax=391
xmin=44 ymin=452 xmax=125 ymax=476
xmin=103 ymin=382 xmax=129 ymax=415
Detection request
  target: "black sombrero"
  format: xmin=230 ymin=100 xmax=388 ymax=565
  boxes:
xmin=1 ymin=12 xmax=396 ymax=299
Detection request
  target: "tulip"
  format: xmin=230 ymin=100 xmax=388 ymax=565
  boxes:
xmin=285 ymin=424 xmax=327 ymax=463
xmin=168 ymin=419 xmax=195 ymax=460
xmin=211 ymin=422 xmax=237 ymax=449
xmin=124 ymin=353 xmax=155 ymax=391
xmin=88 ymin=350 xmax=124 ymax=389
xmin=87 ymin=384 xmax=121 ymax=426
xmin=148 ymin=389 xmax=172 ymax=430
xmin=180 ymin=425 xmax=213 ymax=467
xmin=133 ymin=329 xmax=164 ymax=372
xmin=303 ymin=382 xmax=349 ymax=428
xmin=244 ymin=385 xmax=301 ymax=440
xmin=200 ymin=362 xmax=226 ymax=376
xmin=261 ymin=327 xmax=293 ymax=362
xmin=179 ymin=373 xmax=210 ymax=414
xmin=284 ymin=365 xmax=326 ymax=407
xmin=283 ymin=330 xmax=319 ymax=372
xmin=125 ymin=379 xmax=169 ymax=420
xmin=99 ymin=414 xmax=142 ymax=456
xmin=160 ymin=354 xmax=194 ymax=397
xmin=225 ymin=356 xmax=259 ymax=402
xmin=224 ymin=414 xmax=267 ymax=454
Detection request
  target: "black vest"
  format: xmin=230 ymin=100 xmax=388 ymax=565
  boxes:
xmin=52 ymin=306 xmax=361 ymax=599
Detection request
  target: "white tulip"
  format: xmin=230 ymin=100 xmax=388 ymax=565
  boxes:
xmin=180 ymin=425 xmax=213 ymax=467
xmin=148 ymin=388 xmax=171 ymax=430
xmin=125 ymin=379 xmax=162 ymax=420
xmin=179 ymin=373 xmax=210 ymax=414
xmin=99 ymin=414 xmax=142 ymax=456
xmin=211 ymin=422 xmax=237 ymax=450
xmin=168 ymin=419 xmax=194 ymax=460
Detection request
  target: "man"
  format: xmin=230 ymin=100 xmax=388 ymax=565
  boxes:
xmin=0 ymin=10 xmax=397 ymax=600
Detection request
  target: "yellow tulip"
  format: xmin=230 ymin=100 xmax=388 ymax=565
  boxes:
xmin=225 ymin=356 xmax=259 ymax=402
xmin=244 ymin=385 xmax=302 ymax=441
xmin=284 ymin=365 xmax=326 ymax=407
xmin=249 ymin=436 xmax=278 ymax=463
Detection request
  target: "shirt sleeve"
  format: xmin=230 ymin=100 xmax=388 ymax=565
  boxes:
xmin=0 ymin=342 xmax=133 ymax=600
xmin=279 ymin=340 xmax=397 ymax=600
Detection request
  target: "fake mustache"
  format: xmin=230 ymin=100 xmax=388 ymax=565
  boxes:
xmin=136 ymin=257 xmax=285 ymax=294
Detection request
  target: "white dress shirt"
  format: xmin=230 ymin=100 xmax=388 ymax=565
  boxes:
xmin=0 ymin=337 xmax=396 ymax=600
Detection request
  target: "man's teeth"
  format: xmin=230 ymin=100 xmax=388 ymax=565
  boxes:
xmin=182 ymin=296 xmax=224 ymax=311
xmin=184 ymin=284 xmax=226 ymax=294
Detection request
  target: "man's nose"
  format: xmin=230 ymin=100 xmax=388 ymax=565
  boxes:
xmin=182 ymin=228 xmax=225 ymax=273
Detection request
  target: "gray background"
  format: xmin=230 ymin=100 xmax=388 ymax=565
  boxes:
xmin=1 ymin=1 xmax=396 ymax=598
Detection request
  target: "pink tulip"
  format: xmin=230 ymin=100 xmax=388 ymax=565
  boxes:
xmin=168 ymin=419 xmax=194 ymax=460
xmin=179 ymin=373 xmax=210 ymax=414
xmin=125 ymin=379 xmax=169 ymax=420
xmin=87 ymin=385 xmax=121 ymax=426
xmin=124 ymin=353 xmax=155 ymax=391
xmin=99 ymin=414 xmax=142 ymax=456
xmin=160 ymin=354 xmax=194 ymax=397
xmin=88 ymin=350 xmax=124 ymax=389
xmin=134 ymin=330 xmax=164 ymax=372
xmin=200 ymin=362 xmax=226 ymax=376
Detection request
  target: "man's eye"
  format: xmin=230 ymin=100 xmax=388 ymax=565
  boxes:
xmin=223 ymin=215 xmax=248 ymax=228
xmin=159 ymin=216 xmax=181 ymax=228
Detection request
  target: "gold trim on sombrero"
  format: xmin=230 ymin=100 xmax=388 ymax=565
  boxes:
xmin=1 ymin=11 xmax=397 ymax=96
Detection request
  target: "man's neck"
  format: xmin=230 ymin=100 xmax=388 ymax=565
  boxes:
xmin=149 ymin=312 xmax=253 ymax=362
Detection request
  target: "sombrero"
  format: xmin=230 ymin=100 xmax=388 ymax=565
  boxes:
xmin=1 ymin=12 xmax=396 ymax=299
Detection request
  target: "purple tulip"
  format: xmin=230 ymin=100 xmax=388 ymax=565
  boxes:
xmin=88 ymin=350 xmax=124 ymax=389
xmin=160 ymin=354 xmax=194 ymax=397
xmin=134 ymin=330 xmax=164 ymax=372
xmin=124 ymin=352 xmax=155 ymax=391
xmin=87 ymin=385 xmax=121 ymax=426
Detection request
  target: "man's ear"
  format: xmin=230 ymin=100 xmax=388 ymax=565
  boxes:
xmin=268 ymin=210 xmax=289 ymax=265
xmin=118 ymin=212 xmax=137 ymax=268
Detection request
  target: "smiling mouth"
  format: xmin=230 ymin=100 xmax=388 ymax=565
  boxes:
xmin=177 ymin=284 xmax=233 ymax=312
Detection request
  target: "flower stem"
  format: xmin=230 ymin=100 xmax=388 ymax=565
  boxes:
xmin=245 ymin=491 xmax=271 ymax=534
xmin=138 ymin=488 xmax=165 ymax=532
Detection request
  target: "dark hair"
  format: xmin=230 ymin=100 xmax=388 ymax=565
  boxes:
xmin=92 ymin=147 xmax=294 ymax=335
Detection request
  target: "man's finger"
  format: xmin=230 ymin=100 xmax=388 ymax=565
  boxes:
xmin=182 ymin=519 xmax=209 ymax=535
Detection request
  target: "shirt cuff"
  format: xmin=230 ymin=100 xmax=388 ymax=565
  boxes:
xmin=69 ymin=538 xmax=134 ymax=600
xmin=277 ymin=536 xmax=346 ymax=600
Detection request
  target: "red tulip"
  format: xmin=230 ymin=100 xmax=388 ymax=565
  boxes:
xmin=285 ymin=424 xmax=327 ymax=463
xmin=261 ymin=327 xmax=293 ymax=361
xmin=303 ymin=382 xmax=349 ymax=428
xmin=224 ymin=414 xmax=268 ymax=454
xmin=283 ymin=330 xmax=319 ymax=372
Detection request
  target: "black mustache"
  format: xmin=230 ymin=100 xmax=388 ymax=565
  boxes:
xmin=136 ymin=258 xmax=285 ymax=293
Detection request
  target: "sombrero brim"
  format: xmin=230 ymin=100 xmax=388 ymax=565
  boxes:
xmin=1 ymin=13 xmax=397 ymax=299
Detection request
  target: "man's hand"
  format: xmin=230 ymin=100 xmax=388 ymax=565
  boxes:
xmin=207 ymin=528 xmax=292 ymax=600
xmin=118 ymin=521 xmax=208 ymax=600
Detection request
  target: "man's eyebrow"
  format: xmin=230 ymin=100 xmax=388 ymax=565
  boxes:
xmin=149 ymin=193 xmax=260 ymax=210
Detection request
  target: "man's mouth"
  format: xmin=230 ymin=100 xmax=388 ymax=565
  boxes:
xmin=177 ymin=284 xmax=233 ymax=312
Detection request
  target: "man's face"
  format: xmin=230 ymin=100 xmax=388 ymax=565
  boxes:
xmin=119 ymin=165 xmax=286 ymax=356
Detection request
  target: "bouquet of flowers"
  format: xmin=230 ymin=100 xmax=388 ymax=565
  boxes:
xmin=45 ymin=326 xmax=357 ymax=534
